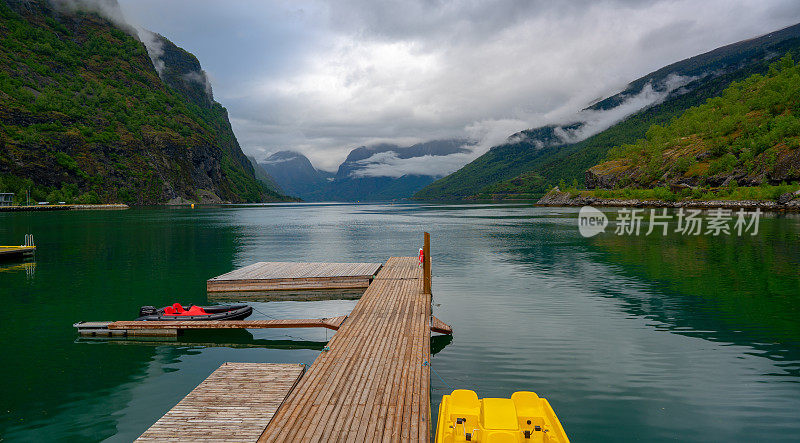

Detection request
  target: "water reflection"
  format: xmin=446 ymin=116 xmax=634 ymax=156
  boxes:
xmin=1 ymin=204 xmax=799 ymax=442
xmin=0 ymin=260 xmax=35 ymax=278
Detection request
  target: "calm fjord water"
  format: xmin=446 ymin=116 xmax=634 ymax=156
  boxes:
xmin=1 ymin=203 xmax=799 ymax=442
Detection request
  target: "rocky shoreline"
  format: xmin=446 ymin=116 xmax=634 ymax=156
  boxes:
xmin=536 ymin=187 xmax=800 ymax=211
xmin=0 ymin=204 xmax=129 ymax=212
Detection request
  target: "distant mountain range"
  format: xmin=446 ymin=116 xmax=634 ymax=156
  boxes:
xmin=414 ymin=22 xmax=800 ymax=200
xmin=258 ymin=139 xmax=470 ymax=201
xmin=256 ymin=151 xmax=333 ymax=198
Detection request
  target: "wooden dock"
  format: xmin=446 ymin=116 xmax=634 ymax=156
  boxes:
xmin=137 ymin=363 xmax=305 ymax=442
xmin=74 ymin=315 xmax=450 ymax=337
xmin=112 ymin=237 xmax=449 ymax=442
xmin=74 ymin=317 xmax=349 ymax=337
xmin=259 ymin=256 xmax=432 ymax=442
xmin=207 ymin=262 xmax=383 ymax=292
xmin=0 ymin=246 xmax=35 ymax=260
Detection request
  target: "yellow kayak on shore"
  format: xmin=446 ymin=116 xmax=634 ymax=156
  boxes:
xmin=435 ymin=390 xmax=569 ymax=443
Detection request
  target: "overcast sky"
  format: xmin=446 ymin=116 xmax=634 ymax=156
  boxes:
xmin=118 ymin=0 xmax=800 ymax=172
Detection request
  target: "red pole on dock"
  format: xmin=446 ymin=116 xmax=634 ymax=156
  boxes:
xmin=423 ymin=232 xmax=431 ymax=294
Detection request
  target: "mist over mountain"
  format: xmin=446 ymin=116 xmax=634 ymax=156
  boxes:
xmin=259 ymin=139 xmax=470 ymax=201
xmin=415 ymin=21 xmax=800 ymax=200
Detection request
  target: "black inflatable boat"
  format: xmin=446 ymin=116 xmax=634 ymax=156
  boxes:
xmin=135 ymin=303 xmax=253 ymax=321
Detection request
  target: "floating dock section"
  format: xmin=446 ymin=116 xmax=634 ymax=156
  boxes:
xmin=0 ymin=235 xmax=36 ymax=260
xmin=74 ymin=317 xmax=349 ymax=338
xmin=0 ymin=246 xmax=35 ymax=260
xmin=206 ymin=262 xmax=383 ymax=292
xmin=137 ymin=363 xmax=304 ymax=442
xmin=74 ymin=315 xmax=450 ymax=337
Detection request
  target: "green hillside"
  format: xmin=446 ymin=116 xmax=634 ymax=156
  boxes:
xmin=415 ymin=23 xmax=800 ymax=200
xmin=584 ymin=55 xmax=800 ymax=195
xmin=0 ymin=1 xmax=286 ymax=204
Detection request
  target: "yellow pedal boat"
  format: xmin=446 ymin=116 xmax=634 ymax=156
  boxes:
xmin=435 ymin=390 xmax=569 ymax=443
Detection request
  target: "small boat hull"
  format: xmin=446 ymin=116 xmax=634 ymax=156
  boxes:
xmin=135 ymin=304 xmax=253 ymax=321
xmin=435 ymin=390 xmax=569 ymax=443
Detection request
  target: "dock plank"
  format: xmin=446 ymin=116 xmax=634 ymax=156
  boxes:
xmin=107 ymin=317 xmax=348 ymax=331
xmin=259 ymin=257 xmax=431 ymax=442
xmin=207 ymin=262 xmax=383 ymax=292
xmin=136 ymin=363 xmax=304 ymax=442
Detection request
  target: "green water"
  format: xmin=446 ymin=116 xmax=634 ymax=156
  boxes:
xmin=1 ymin=203 xmax=799 ymax=442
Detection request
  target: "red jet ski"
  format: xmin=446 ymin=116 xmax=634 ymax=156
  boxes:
xmin=135 ymin=303 xmax=252 ymax=321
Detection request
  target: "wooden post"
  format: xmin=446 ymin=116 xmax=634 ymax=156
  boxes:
xmin=423 ymin=232 xmax=431 ymax=294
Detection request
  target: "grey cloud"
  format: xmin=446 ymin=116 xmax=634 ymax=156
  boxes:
xmin=350 ymin=150 xmax=476 ymax=178
xmin=51 ymin=0 xmax=133 ymax=31
xmin=117 ymin=0 xmax=800 ymax=173
xmin=136 ymin=28 xmax=165 ymax=76
xmin=183 ymin=70 xmax=213 ymax=97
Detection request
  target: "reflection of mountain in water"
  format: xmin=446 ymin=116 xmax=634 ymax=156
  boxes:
xmin=491 ymin=212 xmax=800 ymax=365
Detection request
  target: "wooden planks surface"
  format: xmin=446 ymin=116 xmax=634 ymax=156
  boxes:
xmin=258 ymin=257 xmax=431 ymax=442
xmin=108 ymin=317 xmax=349 ymax=331
xmin=430 ymin=315 xmax=452 ymax=335
xmin=207 ymin=262 xmax=383 ymax=292
xmin=137 ymin=363 xmax=305 ymax=442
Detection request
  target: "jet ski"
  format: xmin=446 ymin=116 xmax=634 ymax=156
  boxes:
xmin=135 ymin=303 xmax=253 ymax=321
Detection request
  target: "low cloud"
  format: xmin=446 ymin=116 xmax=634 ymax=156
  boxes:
xmin=50 ymin=0 xmax=175 ymax=81
xmin=350 ymin=150 xmax=476 ymax=178
xmin=556 ymin=74 xmax=698 ymax=144
xmin=51 ymin=0 xmax=132 ymax=31
xmin=117 ymin=0 xmax=800 ymax=173
xmin=182 ymin=70 xmax=213 ymax=97
xmin=349 ymin=73 xmax=697 ymax=179
xmin=136 ymin=28 xmax=165 ymax=76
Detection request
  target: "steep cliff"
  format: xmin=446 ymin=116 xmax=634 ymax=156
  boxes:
xmin=0 ymin=0 xmax=286 ymax=204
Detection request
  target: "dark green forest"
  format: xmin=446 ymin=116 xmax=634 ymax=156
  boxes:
xmin=589 ymin=56 xmax=800 ymax=191
xmin=0 ymin=2 xmax=284 ymax=204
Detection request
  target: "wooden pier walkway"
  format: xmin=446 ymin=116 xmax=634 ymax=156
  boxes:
xmin=128 ymin=242 xmax=446 ymax=442
xmin=207 ymin=262 xmax=383 ymax=292
xmin=259 ymin=256 xmax=432 ymax=442
xmin=137 ymin=363 xmax=304 ymax=442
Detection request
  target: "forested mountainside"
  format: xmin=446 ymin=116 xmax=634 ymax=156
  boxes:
xmin=415 ymin=22 xmax=800 ymax=200
xmin=0 ymin=0 xmax=287 ymax=204
xmin=585 ymin=56 xmax=800 ymax=195
xmin=247 ymin=156 xmax=283 ymax=195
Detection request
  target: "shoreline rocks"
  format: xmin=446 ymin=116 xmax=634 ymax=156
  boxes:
xmin=536 ymin=187 xmax=800 ymax=211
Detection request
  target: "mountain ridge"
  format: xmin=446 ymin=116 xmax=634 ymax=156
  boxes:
xmin=259 ymin=139 xmax=470 ymax=201
xmin=414 ymin=21 xmax=800 ymax=201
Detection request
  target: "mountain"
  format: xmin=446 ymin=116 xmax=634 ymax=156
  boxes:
xmin=415 ymin=22 xmax=800 ymax=200
xmin=585 ymin=55 xmax=800 ymax=194
xmin=317 ymin=139 xmax=470 ymax=201
xmin=257 ymin=151 xmax=332 ymax=198
xmin=0 ymin=0 xmax=289 ymax=204
xmin=260 ymin=139 xmax=469 ymax=201
xmin=247 ymin=155 xmax=283 ymax=194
